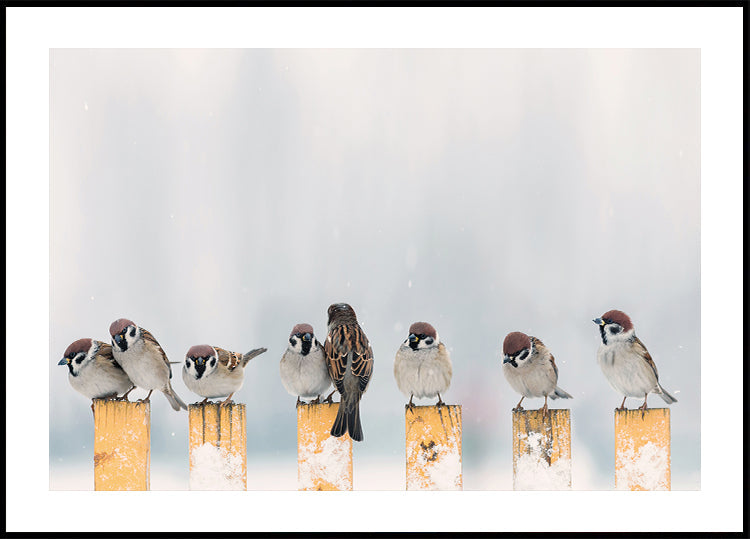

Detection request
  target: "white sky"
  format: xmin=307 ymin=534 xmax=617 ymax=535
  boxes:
xmin=6 ymin=6 xmax=743 ymax=534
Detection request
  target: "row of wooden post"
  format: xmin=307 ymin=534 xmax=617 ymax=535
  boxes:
xmin=92 ymin=400 xmax=670 ymax=491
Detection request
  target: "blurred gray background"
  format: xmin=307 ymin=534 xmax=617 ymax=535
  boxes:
xmin=50 ymin=48 xmax=700 ymax=490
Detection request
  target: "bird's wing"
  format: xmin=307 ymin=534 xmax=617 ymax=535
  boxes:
xmin=353 ymin=343 xmax=374 ymax=394
xmin=215 ymin=347 xmax=243 ymax=371
xmin=549 ymin=353 xmax=559 ymax=379
xmin=141 ymin=328 xmax=172 ymax=378
xmin=324 ymin=329 xmax=347 ymax=395
xmin=96 ymin=341 xmax=124 ymax=370
xmin=436 ymin=342 xmax=453 ymax=375
xmin=325 ymin=323 xmax=374 ymax=395
xmin=633 ymin=336 xmax=659 ymax=380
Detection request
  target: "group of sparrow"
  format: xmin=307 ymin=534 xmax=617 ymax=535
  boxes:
xmin=59 ymin=304 xmax=677 ymax=443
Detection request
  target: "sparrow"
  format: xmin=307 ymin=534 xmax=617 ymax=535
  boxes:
xmin=183 ymin=344 xmax=267 ymax=405
xmin=109 ymin=318 xmax=187 ymax=411
xmin=59 ymin=338 xmax=136 ymax=410
xmin=324 ymin=303 xmax=373 ymax=442
xmin=594 ymin=309 xmax=677 ymax=415
xmin=502 ymin=331 xmax=572 ymax=419
xmin=280 ymin=323 xmax=333 ymax=406
xmin=393 ymin=322 xmax=452 ymax=409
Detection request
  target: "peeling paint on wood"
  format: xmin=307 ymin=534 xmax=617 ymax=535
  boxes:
xmin=615 ymin=408 xmax=671 ymax=490
xmin=405 ymin=405 xmax=462 ymax=490
xmin=297 ymin=403 xmax=353 ymax=491
xmin=512 ymin=409 xmax=571 ymax=490
xmin=188 ymin=403 xmax=247 ymax=490
xmin=93 ymin=399 xmax=150 ymax=491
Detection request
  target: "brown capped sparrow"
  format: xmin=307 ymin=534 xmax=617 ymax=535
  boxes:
xmin=324 ymin=303 xmax=373 ymax=442
xmin=109 ymin=318 xmax=187 ymax=411
xmin=183 ymin=344 xmax=267 ymax=405
xmin=502 ymin=331 xmax=572 ymax=419
xmin=393 ymin=322 xmax=452 ymax=410
xmin=59 ymin=338 xmax=136 ymax=411
xmin=594 ymin=309 xmax=677 ymax=415
xmin=280 ymin=323 xmax=333 ymax=406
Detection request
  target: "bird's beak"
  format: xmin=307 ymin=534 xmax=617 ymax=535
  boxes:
xmin=502 ymin=355 xmax=513 ymax=364
xmin=303 ymin=333 xmax=312 ymax=342
xmin=114 ymin=334 xmax=123 ymax=345
xmin=196 ymin=358 xmax=204 ymax=365
xmin=58 ymin=358 xmax=69 ymax=366
xmin=408 ymin=334 xmax=419 ymax=344
xmin=593 ymin=318 xmax=604 ymax=326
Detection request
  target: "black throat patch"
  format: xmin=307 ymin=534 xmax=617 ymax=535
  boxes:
xmin=193 ymin=360 xmax=206 ymax=379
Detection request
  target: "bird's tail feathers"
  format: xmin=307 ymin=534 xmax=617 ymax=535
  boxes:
xmin=550 ymin=386 xmax=573 ymax=400
xmin=331 ymin=398 xmax=363 ymax=442
xmin=657 ymin=384 xmax=678 ymax=404
xmin=242 ymin=347 xmax=268 ymax=366
xmin=164 ymin=384 xmax=188 ymax=411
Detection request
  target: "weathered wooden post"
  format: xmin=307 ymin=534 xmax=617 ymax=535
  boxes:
xmin=615 ymin=408 xmax=671 ymax=490
xmin=512 ymin=409 xmax=571 ymax=490
xmin=405 ymin=405 xmax=462 ymax=490
xmin=93 ymin=399 xmax=150 ymax=490
xmin=188 ymin=403 xmax=247 ymax=490
xmin=297 ymin=402 xmax=353 ymax=490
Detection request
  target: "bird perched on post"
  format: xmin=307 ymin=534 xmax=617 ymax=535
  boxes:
xmin=183 ymin=344 xmax=267 ymax=405
xmin=593 ymin=309 xmax=677 ymax=416
xmin=280 ymin=323 xmax=332 ymax=406
xmin=393 ymin=321 xmax=452 ymax=410
xmin=58 ymin=338 xmax=136 ymax=411
xmin=324 ymin=303 xmax=373 ymax=442
xmin=109 ymin=318 xmax=187 ymax=411
xmin=501 ymin=331 xmax=572 ymax=419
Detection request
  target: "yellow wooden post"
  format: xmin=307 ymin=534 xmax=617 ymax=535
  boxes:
xmin=615 ymin=408 xmax=671 ymax=490
xmin=512 ymin=409 xmax=571 ymax=490
xmin=405 ymin=405 xmax=462 ymax=490
xmin=188 ymin=403 xmax=247 ymax=490
xmin=297 ymin=403 xmax=353 ymax=490
xmin=93 ymin=399 xmax=150 ymax=490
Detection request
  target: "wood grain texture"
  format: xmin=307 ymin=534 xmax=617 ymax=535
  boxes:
xmin=188 ymin=403 xmax=247 ymax=490
xmin=297 ymin=403 xmax=353 ymax=490
xmin=93 ymin=399 xmax=150 ymax=491
xmin=615 ymin=408 xmax=671 ymax=490
xmin=405 ymin=405 xmax=462 ymax=490
xmin=512 ymin=409 xmax=571 ymax=490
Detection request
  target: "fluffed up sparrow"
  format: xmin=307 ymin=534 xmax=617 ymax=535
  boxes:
xmin=324 ymin=303 xmax=373 ymax=442
xmin=59 ymin=338 xmax=135 ymax=411
xmin=393 ymin=321 xmax=452 ymax=409
xmin=594 ymin=309 xmax=677 ymax=416
xmin=280 ymin=323 xmax=333 ymax=406
xmin=109 ymin=318 xmax=187 ymax=411
xmin=502 ymin=331 xmax=572 ymax=418
xmin=182 ymin=344 xmax=267 ymax=405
